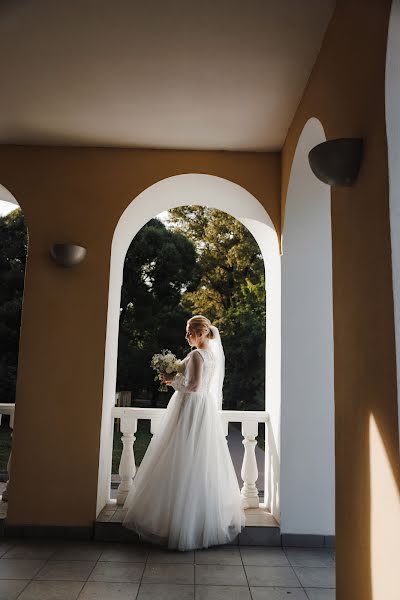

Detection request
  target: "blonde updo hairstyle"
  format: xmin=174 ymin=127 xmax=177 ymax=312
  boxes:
xmin=187 ymin=315 xmax=215 ymax=340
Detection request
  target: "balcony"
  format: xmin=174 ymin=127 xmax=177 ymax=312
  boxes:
xmin=0 ymin=410 xmax=336 ymax=599
xmin=94 ymin=406 xmax=280 ymax=545
xmin=0 ymin=403 xmax=281 ymax=544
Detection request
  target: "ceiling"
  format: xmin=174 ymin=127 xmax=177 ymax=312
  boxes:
xmin=0 ymin=0 xmax=335 ymax=151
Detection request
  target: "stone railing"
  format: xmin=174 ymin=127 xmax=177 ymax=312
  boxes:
xmin=0 ymin=403 xmax=15 ymax=502
xmin=112 ymin=406 xmax=269 ymax=508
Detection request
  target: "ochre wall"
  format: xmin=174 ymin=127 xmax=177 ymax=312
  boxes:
xmin=1 ymin=2 xmax=399 ymax=598
xmin=282 ymin=1 xmax=399 ymax=599
xmin=0 ymin=147 xmax=280 ymax=526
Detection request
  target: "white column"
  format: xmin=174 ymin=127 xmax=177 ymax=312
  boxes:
xmin=117 ymin=414 xmax=137 ymax=505
xmin=241 ymin=420 xmax=259 ymax=508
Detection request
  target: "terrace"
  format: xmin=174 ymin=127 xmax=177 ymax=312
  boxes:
xmin=0 ymin=538 xmax=335 ymax=600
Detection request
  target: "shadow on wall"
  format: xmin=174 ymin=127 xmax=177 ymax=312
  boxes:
xmin=266 ymin=420 xmax=279 ymax=518
xmin=386 ymin=0 xmax=400 ymax=450
xmin=281 ymin=117 xmax=335 ymax=537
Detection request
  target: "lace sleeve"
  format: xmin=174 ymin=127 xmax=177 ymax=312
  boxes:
xmin=171 ymin=350 xmax=204 ymax=393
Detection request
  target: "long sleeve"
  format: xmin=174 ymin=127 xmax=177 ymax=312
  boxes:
xmin=171 ymin=350 xmax=204 ymax=393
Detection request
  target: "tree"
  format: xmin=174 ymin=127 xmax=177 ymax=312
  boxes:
xmin=0 ymin=209 xmax=27 ymax=403
xmin=117 ymin=218 xmax=199 ymax=404
xmin=168 ymin=207 xmax=266 ymax=410
xmin=222 ymin=278 xmax=266 ymax=410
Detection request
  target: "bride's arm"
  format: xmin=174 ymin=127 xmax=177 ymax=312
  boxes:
xmin=170 ymin=351 xmax=204 ymax=393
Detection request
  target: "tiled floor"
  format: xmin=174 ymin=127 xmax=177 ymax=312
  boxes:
xmin=0 ymin=538 xmax=335 ymax=599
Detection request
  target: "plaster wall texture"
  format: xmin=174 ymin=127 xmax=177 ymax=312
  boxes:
xmin=281 ymin=118 xmax=335 ymax=535
xmin=0 ymin=148 xmax=280 ymax=526
xmin=0 ymin=2 xmax=398 ymax=598
xmin=386 ymin=0 xmax=400 ymax=448
xmin=282 ymin=1 xmax=399 ymax=598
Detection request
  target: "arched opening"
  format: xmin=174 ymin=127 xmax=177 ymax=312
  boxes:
xmin=112 ymin=206 xmax=268 ymax=500
xmin=386 ymin=0 xmax=400 ymax=445
xmin=281 ymin=118 xmax=335 ymax=536
xmin=97 ymin=174 xmax=281 ymax=520
xmin=0 ymin=184 xmax=27 ymax=505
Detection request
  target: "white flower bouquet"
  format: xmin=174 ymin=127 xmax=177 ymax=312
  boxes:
xmin=151 ymin=349 xmax=182 ymax=392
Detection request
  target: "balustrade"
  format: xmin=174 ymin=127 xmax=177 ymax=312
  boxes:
xmin=112 ymin=406 xmax=268 ymax=507
xmin=0 ymin=403 xmax=268 ymax=512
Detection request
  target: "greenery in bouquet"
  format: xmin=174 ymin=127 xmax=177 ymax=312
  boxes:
xmin=151 ymin=350 xmax=182 ymax=392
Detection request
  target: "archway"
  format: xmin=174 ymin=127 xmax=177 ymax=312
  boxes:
xmin=0 ymin=183 xmax=26 ymax=504
xmin=386 ymin=0 xmax=400 ymax=444
xmin=97 ymin=174 xmax=281 ymax=519
xmin=281 ymin=118 xmax=335 ymax=536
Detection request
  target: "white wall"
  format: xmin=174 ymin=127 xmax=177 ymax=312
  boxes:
xmin=385 ymin=0 xmax=400 ymax=447
xmin=281 ymin=118 xmax=335 ymax=534
xmin=241 ymin=217 xmax=282 ymax=519
xmin=96 ymin=174 xmax=281 ymax=517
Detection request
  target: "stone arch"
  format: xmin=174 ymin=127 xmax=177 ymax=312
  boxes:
xmin=385 ymin=0 xmax=400 ymax=445
xmin=96 ymin=174 xmax=281 ymax=518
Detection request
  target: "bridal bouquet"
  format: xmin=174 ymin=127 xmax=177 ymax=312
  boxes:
xmin=151 ymin=349 xmax=182 ymax=392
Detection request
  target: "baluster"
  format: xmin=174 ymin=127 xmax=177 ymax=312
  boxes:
xmin=220 ymin=413 xmax=229 ymax=438
xmin=240 ymin=420 xmax=259 ymax=508
xmin=150 ymin=415 xmax=163 ymax=436
xmin=2 ymin=410 xmax=14 ymax=503
xmin=117 ymin=414 xmax=137 ymax=505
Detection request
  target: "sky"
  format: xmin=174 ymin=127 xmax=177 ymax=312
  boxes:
xmin=0 ymin=200 xmax=18 ymax=216
xmin=0 ymin=202 xmax=171 ymax=219
xmin=157 ymin=210 xmax=169 ymax=224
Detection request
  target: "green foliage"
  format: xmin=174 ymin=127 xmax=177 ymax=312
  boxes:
xmin=0 ymin=209 xmax=27 ymax=403
xmin=168 ymin=207 xmax=266 ymax=410
xmin=222 ymin=278 xmax=266 ymax=410
xmin=168 ymin=207 xmax=264 ymax=321
xmin=117 ymin=219 xmax=199 ymax=403
xmin=112 ymin=420 xmax=152 ymax=472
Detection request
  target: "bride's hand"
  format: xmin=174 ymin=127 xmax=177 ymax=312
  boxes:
xmin=160 ymin=373 xmax=174 ymax=385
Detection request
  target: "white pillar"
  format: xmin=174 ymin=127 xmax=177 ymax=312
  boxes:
xmin=241 ymin=420 xmax=259 ymax=508
xmin=116 ymin=414 xmax=137 ymax=505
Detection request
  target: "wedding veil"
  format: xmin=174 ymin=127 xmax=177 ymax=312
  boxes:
xmin=209 ymin=325 xmax=225 ymax=410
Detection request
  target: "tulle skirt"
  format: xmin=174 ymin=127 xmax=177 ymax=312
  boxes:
xmin=122 ymin=389 xmax=246 ymax=551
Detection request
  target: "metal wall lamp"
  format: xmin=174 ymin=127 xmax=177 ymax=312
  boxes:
xmin=49 ymin=244 xmax=87 ymax=267
xmin=308 ymin=138 xmax=363 ymax=187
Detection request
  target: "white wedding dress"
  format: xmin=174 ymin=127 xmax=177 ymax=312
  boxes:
xmin=122 ymin=331 xmax=246 ymax=551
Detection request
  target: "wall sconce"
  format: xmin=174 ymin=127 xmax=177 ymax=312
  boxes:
xmin=49 ymin=244 xmax=87 ymax=268
xmin=308 ymin=138 xmax=363 ymax=186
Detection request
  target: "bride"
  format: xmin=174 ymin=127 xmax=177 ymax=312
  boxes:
xmin=122 ymin=314 xmax=246 ymax=550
